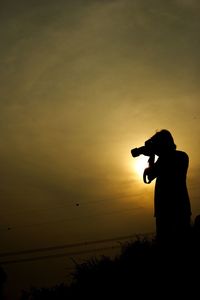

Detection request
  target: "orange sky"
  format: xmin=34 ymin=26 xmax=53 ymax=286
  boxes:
xmin=0 ymin=0 xmax=200 ymax=298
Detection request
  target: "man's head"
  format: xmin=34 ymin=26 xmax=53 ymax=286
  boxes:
xmin=146 ymin=129 xmax=176 ymax=156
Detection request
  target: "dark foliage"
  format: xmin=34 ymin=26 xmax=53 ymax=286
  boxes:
xmin=0 ymin=266 xmax=7 ymax=299
xmin=20 ymin=284 xmax=70 ymax=300
xmin=19 ymin=226 xmax=200 ymax=300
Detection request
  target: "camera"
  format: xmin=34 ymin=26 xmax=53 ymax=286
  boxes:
xmin=131 ymin=138 xmax=154 ymax=157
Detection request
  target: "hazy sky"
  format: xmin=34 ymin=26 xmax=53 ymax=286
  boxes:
xmin=1 ymin=0 xmax=200 ymax=297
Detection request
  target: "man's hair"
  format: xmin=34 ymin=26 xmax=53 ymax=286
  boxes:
xmin=150 ymin=129 xmax=176 ymax=151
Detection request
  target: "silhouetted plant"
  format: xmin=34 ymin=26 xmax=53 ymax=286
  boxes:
xmin=19 ymin=229 xmax=200 ymax=299
xmin=20 ymin=283 xmax=70 ymax=300
xmin=0 ymin=266 xmax=7 ymax=300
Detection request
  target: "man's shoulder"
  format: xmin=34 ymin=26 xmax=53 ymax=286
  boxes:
xmin=175 ymin=150 xmax=189 ymax=161
xmin=175 ymin=150 xmax=188 ymax=156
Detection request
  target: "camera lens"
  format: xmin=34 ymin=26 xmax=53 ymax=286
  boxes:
xmin=131 ymin=148 xmax=140 ymax=157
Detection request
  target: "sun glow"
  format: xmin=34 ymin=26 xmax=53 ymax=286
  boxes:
xmin=133 ymin=156 xmax=149 ymax=179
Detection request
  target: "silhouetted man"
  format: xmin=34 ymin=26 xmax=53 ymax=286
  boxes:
xmin=132 ymin=130 xmax=192 ymax=241
xmin=145 ymin=130 xmax=191 ymax=241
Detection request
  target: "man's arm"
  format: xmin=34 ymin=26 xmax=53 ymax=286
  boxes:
xmin=143 ymin=155 xmax=159 ymax=184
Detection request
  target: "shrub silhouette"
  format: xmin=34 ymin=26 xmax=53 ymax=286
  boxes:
xmin=0 ymin=266 xmax=7 ymax=300
xmin=20 ymin=227 xmax=200 ymax=299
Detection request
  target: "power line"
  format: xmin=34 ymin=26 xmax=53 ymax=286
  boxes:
xmin=0 ymin=245 xmax=121 ymax=265
xmin=0 ymin=234 xmax=138 ymax=258
xmin=0 ymin=233 xmax=154 ymax=265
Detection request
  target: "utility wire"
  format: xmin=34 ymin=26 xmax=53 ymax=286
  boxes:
xmin=0 ymin=234 xmax=139 ymax=258
xmin=0 ymin=245 xmax=121 ymax=265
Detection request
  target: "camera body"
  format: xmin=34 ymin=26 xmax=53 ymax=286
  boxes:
xmin=131 ymin=138 xmax=155 ymax=157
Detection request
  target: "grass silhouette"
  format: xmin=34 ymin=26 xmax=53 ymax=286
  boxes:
xmin=17 ymin=225 xmax=200 ymax=300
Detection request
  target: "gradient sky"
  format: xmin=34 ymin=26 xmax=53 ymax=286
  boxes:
xmin=1 ymin=0 xmax=200 ymax=297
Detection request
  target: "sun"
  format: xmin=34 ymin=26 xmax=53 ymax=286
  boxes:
xmin=133 ymin=155 xmax=158 ymax=180
xmin=133 ymin=156 xmax=149 ymax=179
